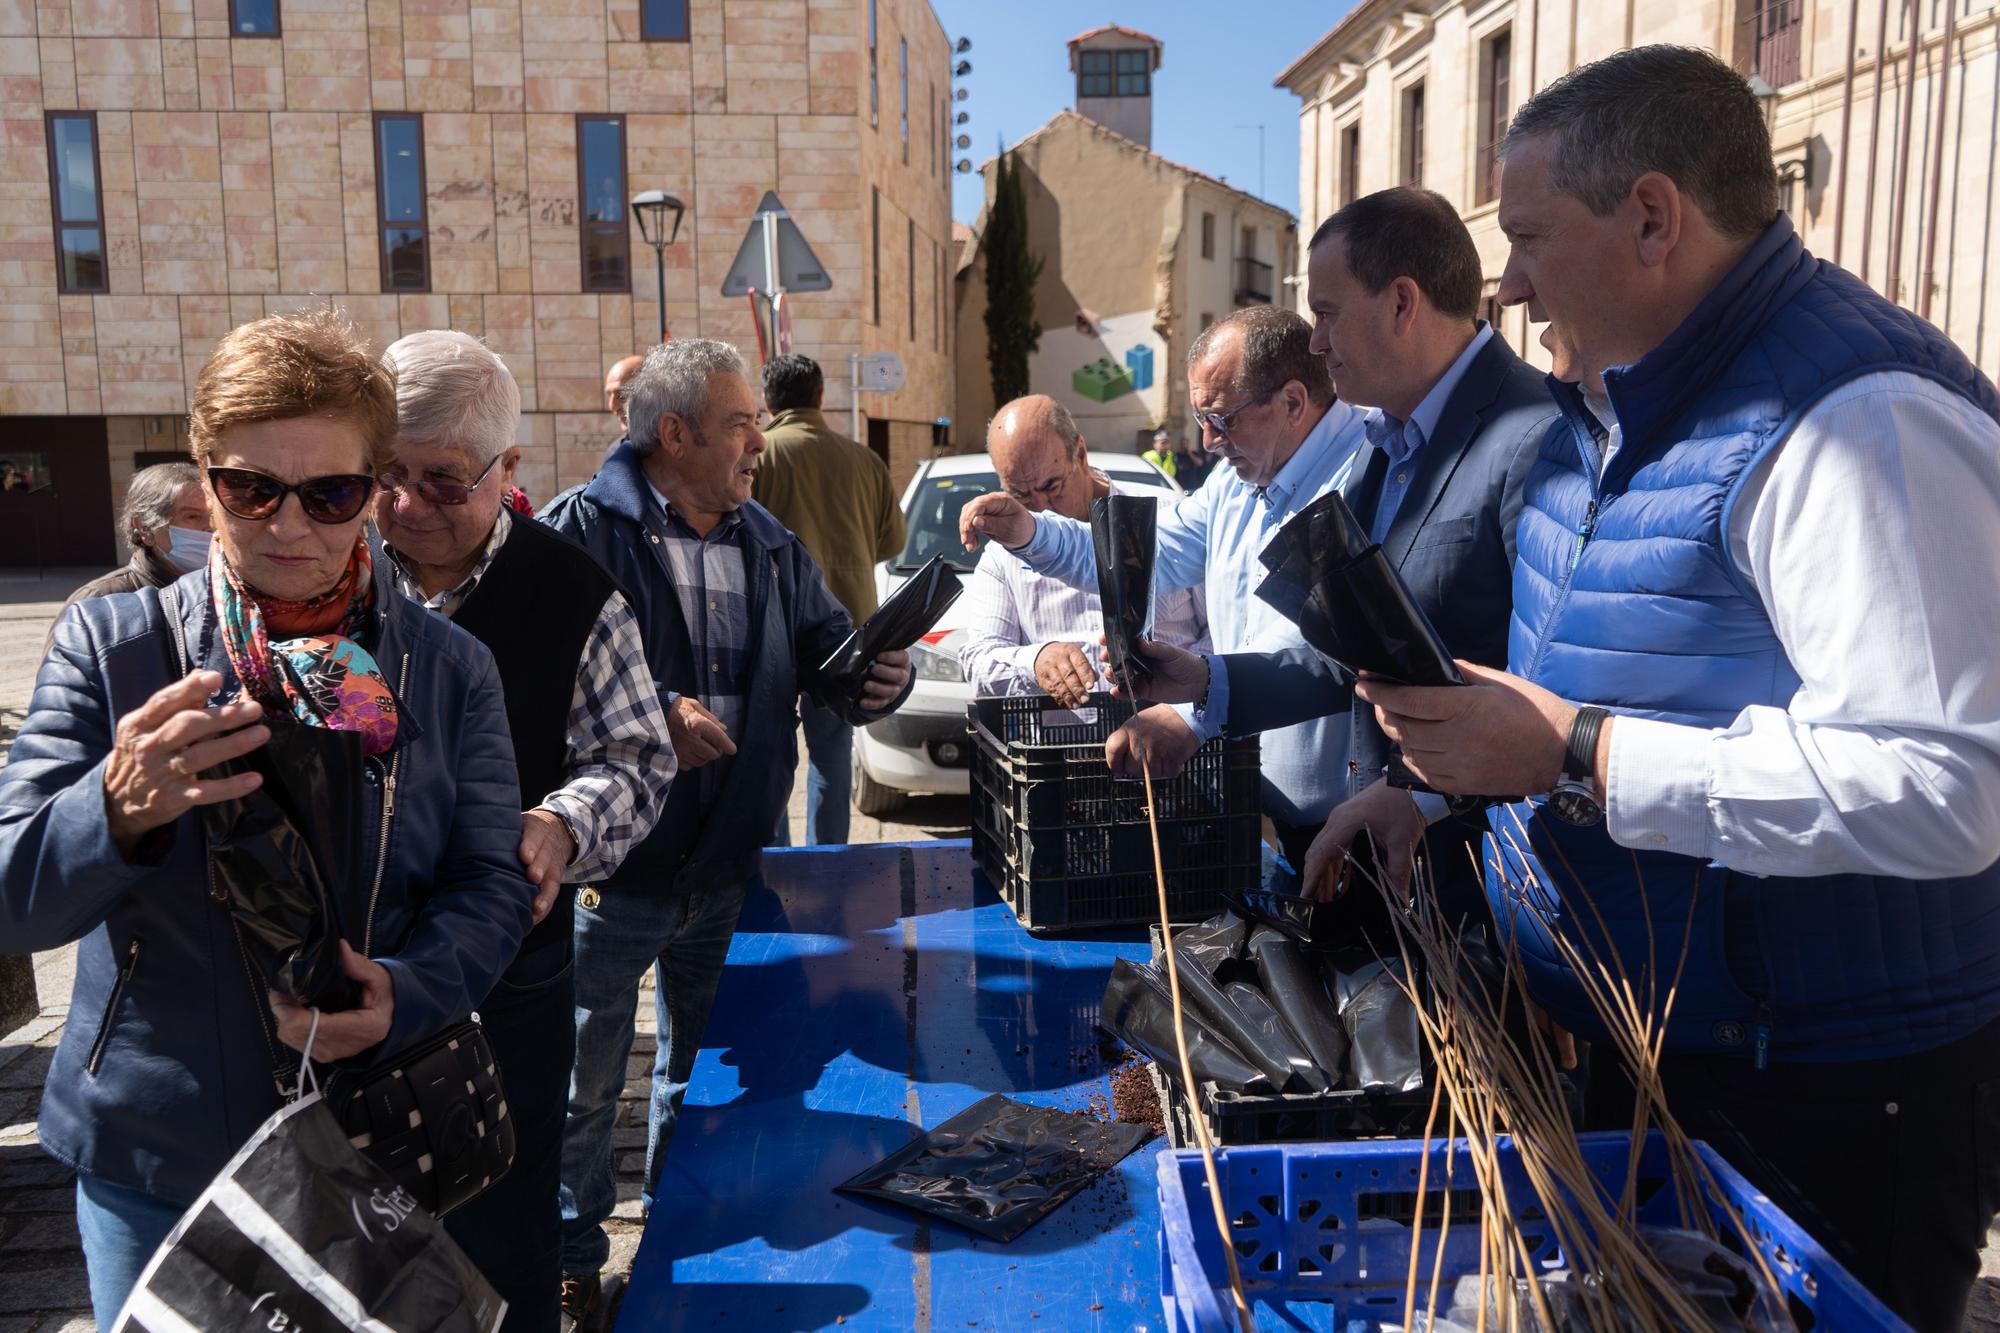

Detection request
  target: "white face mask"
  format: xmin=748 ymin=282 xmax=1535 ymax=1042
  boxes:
xmin=165 ymin=525 xmax=211 ymax=573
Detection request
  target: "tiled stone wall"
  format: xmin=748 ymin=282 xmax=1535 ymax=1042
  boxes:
xmin=0 ymin=0 xmax=955 ymax=510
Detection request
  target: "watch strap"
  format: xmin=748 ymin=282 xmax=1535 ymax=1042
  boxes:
xmin=1563 ymin=706 xmax=1608 ymax=784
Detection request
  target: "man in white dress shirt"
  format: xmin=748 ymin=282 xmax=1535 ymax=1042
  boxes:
xmin=957 ymin=395 xmax=1204 ymax=704
xmin=1338 ymin=47 xmax=2000 ymax=1331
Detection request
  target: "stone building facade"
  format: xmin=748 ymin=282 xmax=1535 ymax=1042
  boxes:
xmin=954 ymin=27 xmax=1297 ymax=453
xmin=0 ymin=0 xmax=955 ymax=567
xmin=1277 ymin=0 xmax=2000 ymax=378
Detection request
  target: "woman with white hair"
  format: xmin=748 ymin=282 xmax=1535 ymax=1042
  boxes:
xmin=48 ymin=463 xmax=211 ymax=652
xmin=374 ymin=329 xmax=675 ymax=1333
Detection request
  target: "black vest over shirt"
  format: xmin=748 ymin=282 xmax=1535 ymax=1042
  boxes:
xmin=452 ymin=515 xmax=621 ymax=955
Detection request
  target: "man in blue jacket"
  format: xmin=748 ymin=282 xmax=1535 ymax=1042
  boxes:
xmin=1110 ymin=187 xmax=1557 ymax=926
xmin=540 ymin=339 xmax=912 ymax=1327
xmin=1351 ymin=47 xmax=2000 ymax=1331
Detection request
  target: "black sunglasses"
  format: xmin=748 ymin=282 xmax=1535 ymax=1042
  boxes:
xmin=378 ymin=453 xmax=503 ymax=507
xmin=206 ymin=466 xmax=376 ymax=525
xmin=1193 ymin=387 xmax=1279 ymax=442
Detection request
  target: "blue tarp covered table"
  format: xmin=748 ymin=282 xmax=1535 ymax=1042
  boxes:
xmin=617 ymin=839 xmax=1169 ymax=1331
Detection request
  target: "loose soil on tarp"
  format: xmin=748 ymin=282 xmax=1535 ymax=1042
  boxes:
xmin=1110 ymin=1053 xmax=1164 ymax=1137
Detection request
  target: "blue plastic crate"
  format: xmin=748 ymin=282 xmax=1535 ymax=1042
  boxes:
xmin=1157 ymin=1130 xmax=1909 ymax=1332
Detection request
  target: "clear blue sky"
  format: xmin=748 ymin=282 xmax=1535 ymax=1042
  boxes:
xmin=930 ymin=1 xmax=1358 ymax=225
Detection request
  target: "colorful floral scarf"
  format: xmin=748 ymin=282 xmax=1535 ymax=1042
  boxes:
xmin=211 ymin=535 xmax=400 ymax=756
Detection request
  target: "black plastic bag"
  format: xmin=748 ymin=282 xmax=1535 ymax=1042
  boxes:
xmin=1254 ymin=490 xmax=1465 ymax=687
xmin=1634 ymin=1227 xmax=1798 ymax=1331
xmin=112 ymin=1092 xmax=505 ymax=1333
xmin=1247 ymin=925 xmax=1350 ymax=1085
xmin=834 ymin=1093 xmax=1149 ymax=1242
xmin=1100 ymin=957 xmax=1274 ymax=1095
xmin=1336 ymin=958 xmax=1425 ymax=1093
xmin=203 ymin=716 xmax=365 ymax=1013
xmin=818 ymin=552 xmax=964 ymax=700
xmin=1172 ymin=916 xmax=1325 ymax=1093
xmin=1221 ymin=885 xmax=1336 ymax=950
xmin=1090 ymin=492 xmax=1156 ymax=691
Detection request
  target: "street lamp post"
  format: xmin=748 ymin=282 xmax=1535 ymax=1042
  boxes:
xmin=630 ymin=189 xmax=686 ymax=344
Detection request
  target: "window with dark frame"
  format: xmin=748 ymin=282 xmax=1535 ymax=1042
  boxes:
xmin=641 ymin=0 xmax=689 ymax=41
xmin=871 ymin=186 xmax=881 ymax=325
xmin=374 ymin=113 xmax=429 ymax=293
xmin=1200 ymin=211 xmax=1215 ymax=260
xmin=1477 ymin=32 xmax=1511 ymax=206
xmin=45 ymin=112 xmax=106 ymax=294
xmin=868 ymin=0 xmax=878 ymax=129
xmin=577 ymin=115 xmax=629 ymax=293
xmin=1115 ymin=49 xmax=1149 ymax=97
xmin=1402 ymin=83 xmax=1425 ymax=187
xmin=230 ymin=0 xmax=279 ymax=36
xmin=1341 ymin=121 xmax=1361 ymax=205
xmin=907 ymin=218 xmax=916 ymax=340
xmin=1077 ymin=50 xmax=1113 ymax=98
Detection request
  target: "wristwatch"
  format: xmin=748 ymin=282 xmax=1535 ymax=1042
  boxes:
xmin=1548 ymin=706 xmax=1608 ymax=826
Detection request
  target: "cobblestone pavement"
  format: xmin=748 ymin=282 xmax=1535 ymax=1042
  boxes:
xmin=0 ymin=572 xmax=1994 ymax=1331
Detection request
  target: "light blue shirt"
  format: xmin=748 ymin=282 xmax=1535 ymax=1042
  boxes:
xmin=1363 ymin=322 xmax=1494 ymax=544
xmin=1014 ymin=400 xmax=1370 ymax=826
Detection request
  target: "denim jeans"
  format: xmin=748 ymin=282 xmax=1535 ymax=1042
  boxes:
xmin=443 ymin=907 xmax=576 ymax=1332
xmin=557 ymin=878 xmax=749 ymax=1276
xmin=772 ymin=695 xmax=853 ymax=846
xmin=75 ymin=1172 xmax=186 ymax=1328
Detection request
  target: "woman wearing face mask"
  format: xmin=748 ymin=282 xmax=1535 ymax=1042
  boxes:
xmin=45 ymin=464 xmax=212 ymax=655
xmin=0 ymin=308 xmax=534 ymax=1328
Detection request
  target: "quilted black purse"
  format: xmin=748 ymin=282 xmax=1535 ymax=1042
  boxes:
xmin=321 ymin=1017 xmax=515 ymax=1217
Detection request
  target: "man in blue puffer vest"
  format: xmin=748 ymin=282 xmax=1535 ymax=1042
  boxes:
xmin=1345 ymin=47 xmax=2000 ymax=1332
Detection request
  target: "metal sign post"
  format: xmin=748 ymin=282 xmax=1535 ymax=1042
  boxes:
xmin=848 ymin=351 xmax=906 ymax=441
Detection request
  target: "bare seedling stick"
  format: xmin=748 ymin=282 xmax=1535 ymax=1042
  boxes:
xmin=1131 ymin=707 xmax=1253 ymax=1333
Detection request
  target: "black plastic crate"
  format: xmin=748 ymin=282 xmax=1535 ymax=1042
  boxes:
xmin=1153 ymin=1061 xmax=1433 ymax=1149
xmin=1143 ymin=924 xmax=1432 ymax=1148
xmin=968 ymin=693 xmax=1261 ymax=933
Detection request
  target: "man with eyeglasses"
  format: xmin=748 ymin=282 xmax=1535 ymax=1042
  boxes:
xmin=957 ymin=394 xmax=1204 ymax=705
xmin=959 ymin=307 xmax=1369 ymax=857
xmin=374 ymin=331 xmax=676 ymax=1333
xmin=1111 ymin=188 xmax=1560 ymax=924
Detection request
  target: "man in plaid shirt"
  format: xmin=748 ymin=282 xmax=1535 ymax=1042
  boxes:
xmin=541 ymin=339 xmax=913 ymax=1328
xmin=376 ymin=330 xmax=677 ymax=1332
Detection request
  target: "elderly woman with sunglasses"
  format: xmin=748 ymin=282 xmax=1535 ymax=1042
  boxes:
xmin=0 ymin=309 xmax=534 ymax=1328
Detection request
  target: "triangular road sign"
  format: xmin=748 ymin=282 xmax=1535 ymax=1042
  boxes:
xmin=720 ymin=191 xmax=833 ymax=296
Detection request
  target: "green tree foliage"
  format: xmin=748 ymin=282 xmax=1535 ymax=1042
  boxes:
xmin=983 ymin=151 xmax=1044 ymax=408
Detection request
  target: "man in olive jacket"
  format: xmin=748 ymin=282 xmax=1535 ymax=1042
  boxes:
xmin=751 ymin=354 xmax=907 ymax=844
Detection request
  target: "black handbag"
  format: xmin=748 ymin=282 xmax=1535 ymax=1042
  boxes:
xmin=321 ymin=1017 xmax=516 ymax=1217
xmin=160 ymin=583 xmax=516 ymax=1217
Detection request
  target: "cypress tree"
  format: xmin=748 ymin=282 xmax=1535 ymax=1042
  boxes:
xmin=983 ymin=150 xmax=1044 ymax=408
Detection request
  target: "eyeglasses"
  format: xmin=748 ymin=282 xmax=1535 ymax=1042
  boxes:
xmin=1193 ymin=387 xmax=1279 ymax=442
xmin=378 ymin=454 xmax=502 ymax=507
xmin=206 ymin=467 xmax=376 ymax=525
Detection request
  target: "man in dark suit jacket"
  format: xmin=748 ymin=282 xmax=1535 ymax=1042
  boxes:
xmin=1111 ymin=187 xmax=1557 ymax=909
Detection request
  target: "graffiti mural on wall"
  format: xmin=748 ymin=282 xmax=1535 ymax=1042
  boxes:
xmin=1033 ymin=308 xmax=1166 ymax=448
